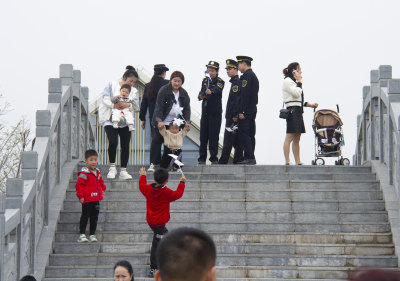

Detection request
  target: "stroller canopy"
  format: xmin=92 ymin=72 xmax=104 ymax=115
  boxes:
xmin=312 ymin=109 xmax=343 ymax=128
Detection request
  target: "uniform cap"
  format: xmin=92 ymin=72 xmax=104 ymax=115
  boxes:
xmin=225 ymin=59 xmax=238 ymax=69
xmin=206 ymin=61 xmax=220 ymax=70
xmin=236 ymin=56 xmax=253 ymax=63
xmin=154 ymin=64 xmax=169 ymax=72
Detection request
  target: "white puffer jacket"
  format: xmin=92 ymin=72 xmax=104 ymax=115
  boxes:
xmin=282 ymin=77 xmax=303 ymax=107
xmin=98 ymin=81 xmax=139 ymax=126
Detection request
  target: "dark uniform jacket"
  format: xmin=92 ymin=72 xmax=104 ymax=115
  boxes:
xmin=199 ymin=76 xmax=225 ymax=115
xmin=152 ymin=84 xmax=191 ymax=126
xmin=139 ymin=77 xmax=169 ymax=122
xmin=225 ymin=75 xmax=241 ymax=120
xmin=239 ymin=69 xmax=259 ymax=118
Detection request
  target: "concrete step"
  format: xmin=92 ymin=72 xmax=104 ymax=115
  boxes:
xmin=65 ymin=189 xmax=383 ymax=201
xmin=62 ymin=199 xmax=386 ymax=212
xmin=52 ymin=242 xmax=395 ymax=256
xmin=59 ymin=210 xmax=389 ymax=224
xmin=57 ymin=221 xmax=391 ymax=233
xmin=44 ymin=255 xmax=398 ymax=277
xmin=55 ymin=231 xmax=394 ymax=244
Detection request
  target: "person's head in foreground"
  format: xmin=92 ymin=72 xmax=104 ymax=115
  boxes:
xmin=114 ymin=260 xmax=134 ymax=281
xmin=20 ymin=276 xmax=37 ymax=281
xmin=348 ymin=269 xmax=400 ymax=281
xmin=155 ymin=227 xmax=216 ymax=281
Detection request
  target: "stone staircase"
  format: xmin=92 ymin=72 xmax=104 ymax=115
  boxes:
xmin=43 ymin=165 xmax=398 ymax=281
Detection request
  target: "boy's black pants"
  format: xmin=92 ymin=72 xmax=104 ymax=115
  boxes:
xmin=150 ymin=225 xmax=168 ymax=269
xmin=79 ymin=201 xmax=100 ymax=235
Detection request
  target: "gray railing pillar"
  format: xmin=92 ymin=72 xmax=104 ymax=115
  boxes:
xmin=49 ymin=78 xmax=62 ymax=183
xmin=81 ymin=86 xmax=90 ymax=153
xmin=378 ymin=66 xmax=392 ymax=163
xmin=369 ymin=70 xmax=379 ymax=160
xmin=6 ymin=179 xmax=24 ymax=280
xmin=21 ymin=152 xmax=38 ymax=274
xmin=0 ymin=193 xmax=5 ymax=281
xmin=362 ymin=85 xmax=370 ymax=162
xmin=36 ymin=110 xmax=51 ymax=137
xmin=388 ymin=79 xmax=400 ymax=186
xmin=60 ymin=64 xmax=74 ymax=162
xmin=73 ymin=70 xmax=82 ymax=159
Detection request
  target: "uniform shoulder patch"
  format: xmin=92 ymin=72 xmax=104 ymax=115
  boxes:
xmin=242 ymin=80 xmax=247 ymax=88
xmin=217 ymin=82 xmax=223 ymax=88
xmin=232 ymin=85 xmax=239 ymax=93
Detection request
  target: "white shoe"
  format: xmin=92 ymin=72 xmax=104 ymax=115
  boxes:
xmin=119 ymin=170 xmax=132 ymax=180
xmin=89 ymin=235 xmax=98 ymax=242
xmin=77 ymin=234 xmax=89 ymax=243
xmin=107 ymin=167 xmax=117 ymax=179
xmin=148 ymin=163 xmax=155 ymax=172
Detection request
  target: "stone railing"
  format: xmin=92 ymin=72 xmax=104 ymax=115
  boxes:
xmin=355 ymin=65 xmax=400 ymax=197
xmin=0 ymin=64 xmax=96 ymax=280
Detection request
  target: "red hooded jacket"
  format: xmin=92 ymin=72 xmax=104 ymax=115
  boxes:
xmin=139 ymin=175 xmax=185 ymax=227
xmin=75 ymin=167 xmax=107 ymax=203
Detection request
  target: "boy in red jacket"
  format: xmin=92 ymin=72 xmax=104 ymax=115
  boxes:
xmin=75 ymin=149 xmax=107 ymax=243
xmin=139 ymin=167 xmax=186 ymax=277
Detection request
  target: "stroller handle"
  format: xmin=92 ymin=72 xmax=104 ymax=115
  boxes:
xmin=336 ymin=104 xmax=340 ymax=113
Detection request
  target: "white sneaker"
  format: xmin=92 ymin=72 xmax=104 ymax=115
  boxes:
xmin=107 ymin=167 xmax=117 ymax=179
xmin=148 ymin=163 xmax=155 ymax=172
xmin=89 ymin=235 xmax=98 ymax=242
xmin=119 ymin=170 xmax=132 ymax=180
xmin=77 ymin=234 xmax=89 ymax=243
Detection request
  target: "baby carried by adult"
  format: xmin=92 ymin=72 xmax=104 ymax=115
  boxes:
xmin=111 ymin=84 xmax=135 ymax=131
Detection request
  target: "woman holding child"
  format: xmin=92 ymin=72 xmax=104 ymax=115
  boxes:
xmin=98 ymin=65 xmax=140 ymax=180
xmin=152 ymin=71 xmax=191 ymax=170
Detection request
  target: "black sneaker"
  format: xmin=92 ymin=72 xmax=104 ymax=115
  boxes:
xmin=148 ymin=268 xmax=156 ymax=278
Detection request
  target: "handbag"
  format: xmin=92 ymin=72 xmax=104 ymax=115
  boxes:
xmin=279 ymin=103 xmax=292 ymax=119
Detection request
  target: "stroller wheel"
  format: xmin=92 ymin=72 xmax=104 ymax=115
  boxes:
xmin=341 ymin=158 xmax=350 ymax=166
xmin=315 ymin=158 xmax=325 ymax=166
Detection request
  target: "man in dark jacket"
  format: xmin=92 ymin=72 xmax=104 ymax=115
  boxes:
xmin=198 ymin=61 xmax=224 ymax=164
xmin=219 ymin=59 xmax=244 ymax=164
xmin=140 ymin=64 xmax=169 ymax=171
xmin=236 ymin=56 xmax=259 ymax=165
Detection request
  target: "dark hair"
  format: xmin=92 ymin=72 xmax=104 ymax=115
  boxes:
xmin=348 ymin=269 xmax=400 ymax=281
xmin=144 ymin=70 xmax=166 ymax=101
xmin=20 ymin=276 xmax=37 ymax=281
xmin=157 ymin=227 xmax=216 ymax=281
xmin=120 ymin=84 xmax=131 ymax=92
xmin=283 ymin=62 xmax=300 ymax=79
xmin=123 ymin=65 xmax=139 ymax=80
xmin=239 ymin=60 xmax=251 ymax=67
xmin=154 ymin=168 xmax=169 ymax=184
xmin=114 ymin=260 xmax=134 ymax=281
xmin=170 ymin=71 xmax=185 ymax=85
xmin=84 ymin=149 xmax=98 ymax=159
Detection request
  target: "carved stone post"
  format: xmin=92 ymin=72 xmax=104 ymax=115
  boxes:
xmin=362 ymin=86 xmax=370 ymax=162
xmin=378 ymin=66 xmax=392 ymax=163
xmin=369 ymin=70 xmax=379 ymax=160
xmin=6 ymin=179 xmax=24 ymax=279
xmin=388 ymin=79 xmax=400 ymax=186
xmin=21 ymin=151 xmax=38 ymax=273
xmin=82 ymin=87 xmax=89 ymax=153
xmin=73 ymin=70 xmax=82 ymax=159
xmin=48 ymin=78 xmax=62 ymax=183
xmin=0 ymin=193 xmax=5 ymax=281
xmin=60 ymin=64 xmax=74 ymax=162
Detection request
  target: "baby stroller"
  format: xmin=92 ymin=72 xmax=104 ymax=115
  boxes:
xmin=311 ymin=105 xmax=350 ymax=166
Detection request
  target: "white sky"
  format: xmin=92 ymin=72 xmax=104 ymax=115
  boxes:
xmin=1 ymin=0 xmax=399 ymax=165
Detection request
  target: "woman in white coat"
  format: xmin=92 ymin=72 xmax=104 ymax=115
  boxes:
xmin=98 ymin=65 xmax=140 ymax=179
xmin=282 ymin=62 xmax=318 ymax=165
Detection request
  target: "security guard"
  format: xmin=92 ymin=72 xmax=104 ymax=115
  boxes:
xmin=236 ymin=56 xmax=259 ymax=165
xmin=219 ymin=59 xmax=244 ymax=164
xmin=198 ymin=61 xmax=225 ymax=164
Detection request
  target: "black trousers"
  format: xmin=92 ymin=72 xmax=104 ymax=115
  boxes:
xmin=219 ymin=119 xmax=244 ymax=164
xmin=104 ymin=125 xmax=131 ymax=168
xmin=79 ymin=201 xmax=100 ymax=235
xmin=198 ymin=113 xmax=222 ymax=163
xmin=160 ymin=147 xmax=182 ymax=169
xmin=238 ymin=116 xmax=256 ymax=160
xmin=150 ymin=225 xmax=168 ymax=269
xmin=149 ymin=124 xmax=164 ymax=165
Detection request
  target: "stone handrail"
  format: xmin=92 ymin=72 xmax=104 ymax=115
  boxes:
xmin=0 ymin=64 xmax=96 ymax=280
xmin=354 ymin=65 xmax=400 ymax=197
